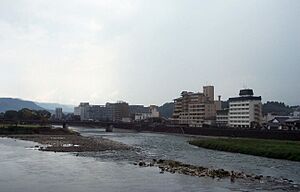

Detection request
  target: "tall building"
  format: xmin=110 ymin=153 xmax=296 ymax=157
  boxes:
xmin=74 ymin=101 xmax=130 ymax=122
xmin=88 ymin=105 xmax=107 ymax=121
xmin=55 ymin=108 xmax=63 ymax=120
xmin=173 ymin=86 xmax=219 ymax=127
xmin=228 ymin=89 xmax=262 ymax=128
xmin=79 ymin=102 xmax=90 ymax=121
xmin=203 ymin=86 xmax=214 ymax=101
xmin=106 ymin=102 xmax=129 ymax=122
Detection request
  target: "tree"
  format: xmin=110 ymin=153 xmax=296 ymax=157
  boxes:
xmin=18 ymin=108 xmax=36 ymax=120
xmin=4 ymin=110 xmax=19 ymax=120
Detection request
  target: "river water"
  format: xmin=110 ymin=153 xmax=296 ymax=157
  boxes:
xmin=0 ymin=126 xmax=299 ymax=192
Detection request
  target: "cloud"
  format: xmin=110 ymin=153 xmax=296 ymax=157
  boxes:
xmin=0 ymin=0 xmax=299 ymax=105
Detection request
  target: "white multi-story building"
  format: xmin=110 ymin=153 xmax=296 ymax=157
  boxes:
xmin=73 ymin=103 xmax=90 ymax=121
xmin=228 ymin=89 xmax=262 ymax=128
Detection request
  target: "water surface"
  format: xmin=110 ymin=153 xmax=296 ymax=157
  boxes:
xmin=0 ymin=126 xmax=299 ymax=192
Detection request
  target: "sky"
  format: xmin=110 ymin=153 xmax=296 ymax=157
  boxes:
xmin=0 ymin=0 xmax=299 ymax=106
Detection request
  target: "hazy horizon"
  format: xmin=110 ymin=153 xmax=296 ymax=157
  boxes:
xmin=1 ymin=0 xmax=299 ymax=106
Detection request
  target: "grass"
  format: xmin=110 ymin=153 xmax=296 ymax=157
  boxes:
xmin=0 ymin=124 xmax=44 ymax=128
xmin=189 ymin=138 xmax=300 ymax=161
xmin=0 ymin=124 xmax=52 ymax=135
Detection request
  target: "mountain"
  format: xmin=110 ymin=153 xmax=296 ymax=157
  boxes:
xmin=262 ymin=101 xmax=293 ymax=116
xmin=0 ymin=98 xmax=45 ymax=112
xmin=35 ymin=102 xmax=75 ymax=113
xmin=158 ymin=102 xmax=174 ymax=119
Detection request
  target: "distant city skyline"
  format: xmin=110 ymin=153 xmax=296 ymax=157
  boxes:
xmin=0 ymin=0 xmax=299 ymax=106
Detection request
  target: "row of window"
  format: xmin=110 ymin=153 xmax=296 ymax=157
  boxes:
xmin=229 ymin=112 xmax=249 ymax=115
xmin=189 ymin=113 xmax=205 ymax=116
xmin=230 ymin=108 xmax=249 ymax=111
xmin=230 ymin=103 xmax=249 ymax=107
xmin=217 ymin=117 xmax=228 ymax=120
xmin=232 ymin=125 xmax=250 ymax=128
xmin=189 ymin=109 xmax=205 ymax=112
xmin=230 ymin=116 xmax=250 ymax=119
xmin=181 ymin=117 xmax=204 ymax=120
xmin=180 ymin=113 xmax=204 ymax=116
xmin=189 ymin=105 xmax=205 ymax=108
xmin=230 ymin=120 xmax=249 ymax=123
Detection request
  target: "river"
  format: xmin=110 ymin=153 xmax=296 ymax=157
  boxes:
xmin=0 ymin=126 xmax=299 ymax=192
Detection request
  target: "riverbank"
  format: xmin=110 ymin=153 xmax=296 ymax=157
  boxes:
xmin=0 ymin=125 xmax=130 ymax=152
xmin=189 ymin=138 xmax=300 ymax=161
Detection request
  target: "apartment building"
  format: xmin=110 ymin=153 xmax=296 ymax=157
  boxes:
xmin=74 ymin=102 xmax=129 ymax=122
xmin=228 ymin=89 xmax=262 ymax=128
xmin=105 ymin=102 xmax=130 ymax=122
xmin=173 ymin=86 xmax=219 ymax=127
xmin=216 ymin=109 xmax=229 ymax=127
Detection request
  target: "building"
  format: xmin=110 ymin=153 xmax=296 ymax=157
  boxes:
xmin=285 ymin=119 xmax=300 ymax=130
xmin=78 ymin=102 xmax=90 ymax=121
xmin=267 ymin=117 xmax=289 ymax=130
xmin=134 ymin=113 xmax=152 ymax=121
xmin=74 ymin=107 xmax=81 ymax=116
xmin=55 ymin=108 xmax=63 ymax=120
xmin=106 ymin=102 xmax=129 ymax=122
xmin=228 ymin=89 xmax=262 ymax=128
xmin=74 ymin=102 xmax=130 ymax=122
xmin=88 ymin=105 xmax=107 ymax=121
xmin=173 ymin=86 xmax=219 ymax=127
xmin=129 ymin=105 xmax=149 ymax=115
xmin=216 ymin=109 xmax=229 ymax=127
xmin=149 ymin=105 xmax=160 ymax=118
xmin=134 ymin=105 xmax=160 ymax=121
xmin=293 ymin=107 xmax=300 ymax=118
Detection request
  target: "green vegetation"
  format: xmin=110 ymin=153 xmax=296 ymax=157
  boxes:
xmin=189 ymin=138 xmax=300 ymax=161
xmin=3 ymin=108 xmax=51 ymax=121
xmin=262 ymin=101 xmax=294 ymax=115
xmin=0 ymin=124 xmax=49 ymax=134
xmin=0 ymin=124 xmax=75 ymax=135
xmin=0 ymin=124 xmax=42 ymax=128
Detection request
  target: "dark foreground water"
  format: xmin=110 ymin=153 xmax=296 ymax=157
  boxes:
xmin=0 ymin=126 xmax=299 ymax=192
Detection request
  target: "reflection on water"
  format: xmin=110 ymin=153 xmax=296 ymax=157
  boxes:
xmin=0 ymin=126 xmax=299 ymax=192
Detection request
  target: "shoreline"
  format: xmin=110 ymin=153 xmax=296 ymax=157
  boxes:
xmin=0 ymin=126 xmax=131 ymax=152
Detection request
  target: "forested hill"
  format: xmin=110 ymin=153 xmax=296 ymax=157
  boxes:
xmin=0 ymin=98 xmax=44 ymax=112
xmin=262 ymin=101 xmax=295 ymax=115
xmin=158 ymin=102 xmax=174 ymax=119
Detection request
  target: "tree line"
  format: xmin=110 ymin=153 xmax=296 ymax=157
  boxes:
xmin=0 ymin=108 xmax=51 ymax=121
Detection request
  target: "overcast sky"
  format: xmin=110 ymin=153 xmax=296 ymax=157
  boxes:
xmin=0 ymin=0 xmax=299 ymax=106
